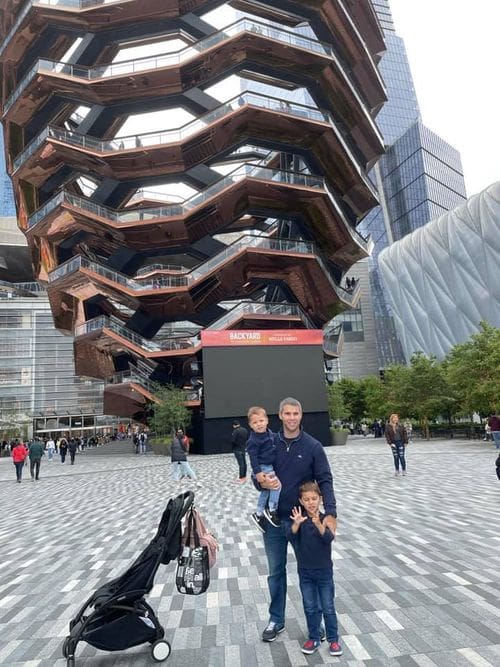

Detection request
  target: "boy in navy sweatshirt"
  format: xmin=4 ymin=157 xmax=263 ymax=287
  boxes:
xmin=287 ymin=481 xmax=342 ymax=657
xmin=246 ymin=406 xmax=282 ymax=532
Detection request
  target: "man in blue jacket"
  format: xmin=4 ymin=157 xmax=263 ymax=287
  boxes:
xmin=259 ymin=397 xmax=337 ymax=642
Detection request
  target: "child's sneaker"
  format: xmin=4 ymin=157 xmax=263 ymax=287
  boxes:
xmin=263 ymin=508 xmax=281 ymax=527
xmin=329 ymin=641 xmax=343 ymax=656
xmin=250 ymin=513 xmax=266 ymax=533
xmin=301 ymin=639 xmax=320 ymax=654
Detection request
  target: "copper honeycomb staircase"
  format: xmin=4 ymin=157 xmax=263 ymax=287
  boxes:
xmin=0 ymin=0 xmax=385 ymax=422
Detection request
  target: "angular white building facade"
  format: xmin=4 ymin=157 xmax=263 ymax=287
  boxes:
xmin=379 ymin=182 xmax=500 ymax=361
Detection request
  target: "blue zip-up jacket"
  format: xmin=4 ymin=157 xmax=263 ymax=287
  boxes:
xmin=273 ymin=428 xmax=337 ymax=519
xmin=246 ymin=429 xmax=275 ymax=475
xmin=286 ymin=513 xmax=334 ymax=570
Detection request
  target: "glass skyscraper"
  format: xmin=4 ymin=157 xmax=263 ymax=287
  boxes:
xmin=334 ymin=0 xmax=467 ymax=375
xmin=0 ymin=133 xmax=16 ymax=217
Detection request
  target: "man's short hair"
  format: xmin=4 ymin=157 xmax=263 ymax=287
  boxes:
xmin=279 ymin=397 xmax=302 ymax=413
xmin=232 ymin=420 xmax=240 ymax=427
xmin=247 ymin=405 xmax=267 ymax=420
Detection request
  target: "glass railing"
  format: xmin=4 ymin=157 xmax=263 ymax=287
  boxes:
xmin=75 ymin=315 xmax=199 ymax=353
xmin=49 ymin=234 xmax=315 ymax=291
xmin=127 ymin=190 xmax=184 ymax=205
xmin=323 ymin=323 xmax=344 ymax=356
xmin=49 ymin=255 xmax=189 ymax=289
xmin=135 ymin=263 xmax=188 ymax=276
xmin=313 ymin=251 xmax=362 ymax=307
xmin=208 ymin=301 xmax=314 ymax=331
xmin=107 ymin=368 xmax=201 ymax=402
xmin=4 ymin=18 xmax=333 ymax=113
xmin=28 ymin=163 xmax=324 ymax=229
xmin=1 ymin=1 xmax=134 ymax=58
xmin=13 ymin=92 xmax=329 ymax=171
xmin=107 ymin=369 xmax=157 ymax=395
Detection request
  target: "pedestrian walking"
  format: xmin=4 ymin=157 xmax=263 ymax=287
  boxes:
xmin=170 ymin=428 xmax=196 ymax=480
xmin=385 ymin=413 xmax=408 ymax=476
xmin=404 ymin=420 xmax=413 ymax=442
xmin=487 ymin=413 xmax=500 ymax=449
xmin=12 ymin=440 xmax=28 ymax=483
xmin=29 ymin=437 xmax=45 ymax=481
xmin=59 ymin=437 xmax=68 ymax=463
xmin=257 ymin=397 xmax=337 ymax=644
xmin=45 ymin=437 xmax=56 ymax=461
xmin=68 ymin=438 xmax=78 ymax=465
xmin=139 ymin=431 xmax=148 ymax=454
xmin=287 ymin=481 xmax=342 ymax=657
xmin=484 ymin=422 xmax=492 ymax=441
xmin=231 ymin=419 xmax=248 ymax=483
xmin=247 ymin=406 xmax=282 ymax=531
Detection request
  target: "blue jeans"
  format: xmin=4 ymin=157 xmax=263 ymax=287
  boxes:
xmin=492 ymin=432 xmax=500 ymax=449
xmin=299 ymin=568 xmax=339 ymax=643
xmin=262 ymin=521 xmax=290 ymax=625
xmin=171 ymin=461 xmax=196 ymax=480
xmin=234 ymin=450 xmax=247 ymax=478
xmin=14 ymin=461 xmax=24 ymax=481
xmin=391 ymin=442 xmax=406 ymax=471
xmin=256 ymin=464 xmax=281 ymax=514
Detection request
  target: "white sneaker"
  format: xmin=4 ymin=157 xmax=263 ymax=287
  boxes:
xmin=394 ymin=471 xmax=400 ymax=476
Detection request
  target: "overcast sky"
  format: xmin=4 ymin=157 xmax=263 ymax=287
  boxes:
xmin=388 ymin=0 xmax=500 ymax=197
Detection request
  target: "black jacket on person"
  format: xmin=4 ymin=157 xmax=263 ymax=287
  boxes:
xmin=231 ymin=425 xmax=248 ymax=452
xmin=385 ymin=423 xmax=408 ymax=445
xmin=170 ymin=435 xmax=188 ymax=462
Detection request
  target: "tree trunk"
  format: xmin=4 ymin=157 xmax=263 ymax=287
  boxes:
xmin=421 ymin=416 xmax=430 ymax=440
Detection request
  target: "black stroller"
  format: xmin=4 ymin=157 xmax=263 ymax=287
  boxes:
xmin=62 ymin=491 xmax=194 ymax=666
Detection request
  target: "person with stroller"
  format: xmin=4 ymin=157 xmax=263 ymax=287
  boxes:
xmin=171 ymin=428 xmax=196 ymax=481
xmin=385 ymin=413 xmax=409 ymax=476
xmin=287 ymin=481 xmax=342 ymax=657
xmin=247 ymin=406 xmax=281 ymax=532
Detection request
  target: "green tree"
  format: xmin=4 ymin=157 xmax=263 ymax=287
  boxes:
xmin=327 ymin=382 xmax=349 ymax=423
xmin=445 ymin=321 xmax=500 ymax=416
xmin=385 ymin=353 xmax=455 ymax=438
xmin=362 ymin=375 xmax=389 ymax=420
xmin=337 ymin=378 xmax=366 ymax=422
xmin=152 ymin=384 xmax=192 ymax=438
xmin=383 ymin=363 xmax=413 ymax=418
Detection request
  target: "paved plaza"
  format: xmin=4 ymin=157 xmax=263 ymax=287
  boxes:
xmin=0 ymin=437 xmax=499 ymax=666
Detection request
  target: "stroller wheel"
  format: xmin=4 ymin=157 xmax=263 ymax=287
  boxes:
xmin=62 ymin=637 xmax=70 ymax=658
xmin=151 ymin=639 xmax=171 ymax=662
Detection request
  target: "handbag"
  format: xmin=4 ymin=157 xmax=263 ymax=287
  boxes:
xmin=190 ymin=507 xmax=218 ymax=568
xmin=175 ymin=510 xmax=210 ymax=595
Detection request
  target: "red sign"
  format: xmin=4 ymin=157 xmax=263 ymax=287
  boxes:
xmin=201 ymin=329 xmax=323 ymax=347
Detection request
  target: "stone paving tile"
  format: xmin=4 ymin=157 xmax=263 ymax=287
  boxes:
xmin=0 ymin=437 xmax=499 ymax=666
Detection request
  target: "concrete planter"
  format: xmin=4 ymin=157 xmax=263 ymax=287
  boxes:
xmin=330 ymin=429 xmax=349 ymax=446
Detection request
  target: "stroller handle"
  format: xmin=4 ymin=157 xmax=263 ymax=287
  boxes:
xmin=177 ymin=490 xmax=195 ymax=518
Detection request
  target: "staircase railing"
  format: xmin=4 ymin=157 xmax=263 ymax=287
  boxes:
xmin=14 ymin=91 xmax=329 ymax=170
xmin=5 ymin=17 xmax=333 ymax=112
